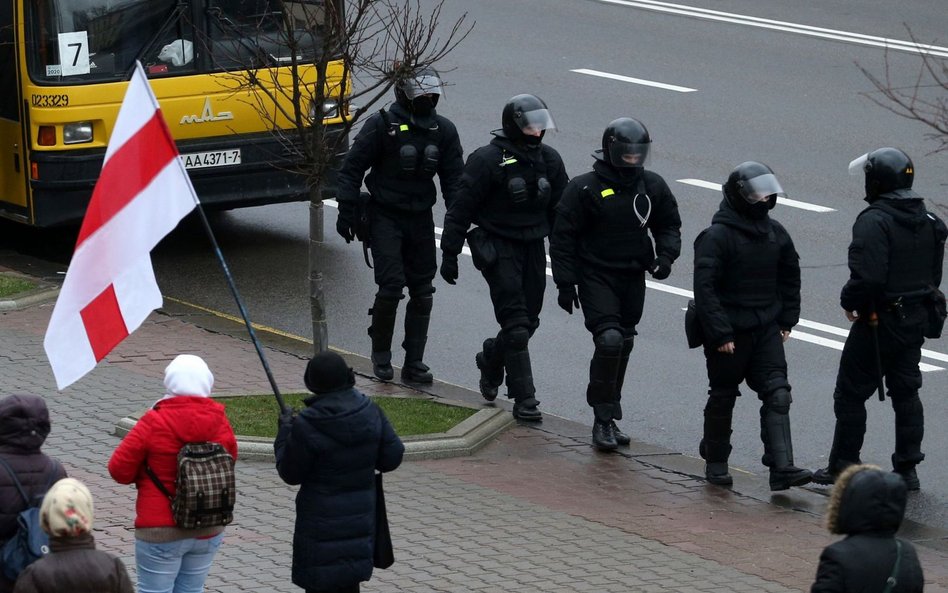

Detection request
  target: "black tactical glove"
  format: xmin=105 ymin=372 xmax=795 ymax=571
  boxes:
xmin=335 ymin=203 xmax=356 ymax=243
xmin=649 ymin=256 xmax=672 ymax=280
xmin=440 ymin=254 xmax=459 ymax=285
xmin=278 ymin=408 xmax=297 ymax=430
xmin=557 ymin=285 xmax=580 ymax=314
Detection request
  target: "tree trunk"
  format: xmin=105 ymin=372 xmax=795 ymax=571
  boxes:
xmin=309 ymin=185 xmax=328 ymax=354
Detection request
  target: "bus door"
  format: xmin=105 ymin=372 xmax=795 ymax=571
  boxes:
xmin=0 ymin=0 xmax=28 ymax=217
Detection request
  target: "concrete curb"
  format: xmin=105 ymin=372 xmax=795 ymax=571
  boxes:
xmin=114 ymin=402 xmax=514 ymax=463
xmin=0 ymin=274 xmax=59 ymax=311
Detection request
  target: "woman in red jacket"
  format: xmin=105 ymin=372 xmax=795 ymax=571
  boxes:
xmin=108 ymin=354 xmax=237 ymax=593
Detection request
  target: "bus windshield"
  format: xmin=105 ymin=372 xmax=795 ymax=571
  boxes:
xmin=26 ymin=0 xmax=339 ymax=83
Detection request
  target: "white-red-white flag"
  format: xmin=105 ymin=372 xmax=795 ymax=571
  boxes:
xmin=44 ymin=62 xmax=197 ymax=390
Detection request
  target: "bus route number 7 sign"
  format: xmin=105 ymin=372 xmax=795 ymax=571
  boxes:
xmin=58 ymin=31 xmax=91 ymax=77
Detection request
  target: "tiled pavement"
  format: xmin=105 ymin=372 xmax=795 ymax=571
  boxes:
xmin=2 ymin=261 xmax=948 ymax=593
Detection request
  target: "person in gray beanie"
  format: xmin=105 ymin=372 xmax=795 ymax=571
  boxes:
xmin=275 ymin=352 xmax=404 ymax=593
xmin=13 ymin=478 xmax=133 ymax=593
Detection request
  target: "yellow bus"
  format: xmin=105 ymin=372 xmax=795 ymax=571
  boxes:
xmin=0 ymin=0 xmax=347 ymax=227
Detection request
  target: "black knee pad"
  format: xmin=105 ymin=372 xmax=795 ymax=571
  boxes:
xmin=376 ymin=287 xmax=404 ymax=301
xmin=408 ymin=283 xmax=435 ymax=300
xmin=501 ymin=326 xmax=531 ymax=351
xmin=763 ymin=387 xmax=792 ymax=415
xmin=705 ymin=389 xmax=738 ymax=415
xmin=891 ymin=393 xmax=923 ymax=419
xmin=833 ymin=391 xmax=867 ymax=424
xmin=593 ymin=328 xmax=624 ymax=356
xmin=406 ymin=294 xmax=433 ymax=315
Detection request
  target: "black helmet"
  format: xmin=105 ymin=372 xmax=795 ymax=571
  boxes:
xmin=394 ymin=67 xmax=443 ymax=115
xmin=848 ymin=147 xmax=914 ymax=201
xmin=602 ymin=118 xmax=651 ymax=168
xmin=723 ymin=161 xmax=785 ymax=218
xmin=502 ymin=94 xmax=556 ymax=147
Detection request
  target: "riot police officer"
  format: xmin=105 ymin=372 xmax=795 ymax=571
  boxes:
xmin=335 ymin=68 xmax=464 ymax=384
xmin=550 ymin=118 xmax=681 ymax=450
xmin=439 ymin=94 xmax=568 ymax=421
xmin=813 ymin=148 xmax=947 ymax=490
xmin=693 ymin=162 xmax=812 ymax=491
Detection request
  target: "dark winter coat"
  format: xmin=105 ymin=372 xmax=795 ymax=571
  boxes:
xmin=0 ymin=395 xmax=67 ymax=593
xmin=840 ymin=197 xmax=946 ymax=314
xmin=811 ymin=464 xmax=924 ymax=593
xmin=550 ymin=157 xmax=681 ymax=284
xmin=274 ymin=387 xmax=404 ymax=590
xmin=440 ymin=132 xmax=569 ymax=255
xmin=12 ymin=534 xmax=133 ymax=593
xmin=693 ymin=198 xmax=801 ymax=348
xmin=336 ymin=102 xmax=464 ymax=213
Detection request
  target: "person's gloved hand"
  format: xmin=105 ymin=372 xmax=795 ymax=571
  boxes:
xmin=557 ymin=285 xmax=580 ymax=314
xmin=649 ymin=256 xmax=672 ymax=280
xmin=440 ymin=254 xmax=459 ymax=285
xmin=278 ymin=408 xmax=297 ymax=430
xmin=336 ymin=210 xmax=355 ymax=243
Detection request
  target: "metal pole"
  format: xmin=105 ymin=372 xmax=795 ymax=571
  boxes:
xmin=192 ymin=203 xmax=288 ymax=413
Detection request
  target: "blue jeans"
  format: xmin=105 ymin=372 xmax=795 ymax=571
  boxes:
xmin=135 ymin=532 xmax=224 ymax=593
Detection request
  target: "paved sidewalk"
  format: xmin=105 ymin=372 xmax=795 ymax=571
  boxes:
xmin=2 ymin=260 xmax=948 ymax=593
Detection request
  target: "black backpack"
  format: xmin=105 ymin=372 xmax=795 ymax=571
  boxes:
xmin=0 ymin=457 xmax=61 ymax=581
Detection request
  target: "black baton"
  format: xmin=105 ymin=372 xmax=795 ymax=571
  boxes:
xmin=868 ymin=310 xmax=885 ymax=401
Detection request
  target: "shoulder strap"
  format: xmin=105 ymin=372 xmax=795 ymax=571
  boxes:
xmin=0 ymin=456 xmax=30 ymax=507
xmin=145 ymin=464 xmax=174 ymax=502
xmin=881 ymin=539 xmax=902 ymax=593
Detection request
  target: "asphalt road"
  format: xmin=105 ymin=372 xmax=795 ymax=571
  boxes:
xmin=8 ymin=0 xmax=948 ymax=527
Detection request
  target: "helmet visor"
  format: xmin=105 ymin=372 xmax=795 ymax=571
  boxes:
xmin=739 ymin=173 xmax=786 ymax=204
xmin=848 ymin=153 xmax=869 ymax=176
xmin=402 ymin=74 xmax=443 ymax=100
xmin=608 ymin=141 xmax=650 ymax=168
xmin=513 ymin=108 xmax=556 ymax=137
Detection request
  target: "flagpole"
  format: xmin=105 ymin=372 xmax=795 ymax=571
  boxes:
xmin=192 ymin=204 xmax=289 ymax=414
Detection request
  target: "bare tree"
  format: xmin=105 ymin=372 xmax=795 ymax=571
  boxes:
xmin=859 ymin=30 xmax=948 ymax=154
xmin=209 ymin=0 xmax=472 ymax=353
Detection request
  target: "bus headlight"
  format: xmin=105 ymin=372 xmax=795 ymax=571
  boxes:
xmin=309 ymin=100 xmax=339 ymax=121
xmin=63 ymin=122 xmax=94 ymax=145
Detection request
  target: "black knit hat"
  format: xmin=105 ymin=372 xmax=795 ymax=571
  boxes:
xmin=304 ymin=352 xmax=355 ymax=394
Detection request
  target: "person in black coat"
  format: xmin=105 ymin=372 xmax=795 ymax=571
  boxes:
xmin=0 ymin=394 xmax=67 ymax=592
xmin=274 ymin=352 xmax=404 ymax=593
xmin=811 ymin=464 xmax=924 ymax=593
xmin=439 ymin=93 xmax=569 ymax=422
xmin=335 ymin=67 xmax=464 ymax=385
xmin=550 ymin=117 xmax=681 ymax=451
xmin=813 ymin=148 xmax=947 ymax=491
xmin=693 ymin=162 xmax=812 ymax=491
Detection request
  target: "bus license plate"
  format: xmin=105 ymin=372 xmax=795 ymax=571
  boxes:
xmin=181 ymin=149 xmax=241 ymax=170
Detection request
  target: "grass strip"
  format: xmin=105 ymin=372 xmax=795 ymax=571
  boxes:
xmin=217 ymin=393 xmax=477 ymax=438
xmin=0 ymin=275 xmax=35 ymax=298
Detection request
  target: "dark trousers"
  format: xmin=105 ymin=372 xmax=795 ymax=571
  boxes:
xmin=370 ymin=206 xmax=436 ymax=299
xmin=704 ymin=324 xmax=788 ymax=394
xmin=830 ymin=311 xmax=926 ymax=469
xmin=578 ymin=266 xmax=646 ymax=334
xmin=479 ymin=236 xmax=546 ymax=331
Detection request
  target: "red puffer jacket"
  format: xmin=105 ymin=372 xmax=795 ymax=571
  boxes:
xmin=108 ymin=396 xmax=237 ymax=528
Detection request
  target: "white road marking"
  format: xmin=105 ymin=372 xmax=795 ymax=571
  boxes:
xmin=571 ymin=68 xmax=697 ymax=93
xmin=677 ymin=178 xmax=836 ymax=213
xmin=324 ymin=201 xmax=946 ymax=370
xmin=595 ymin=0 xmax=948 ymax=58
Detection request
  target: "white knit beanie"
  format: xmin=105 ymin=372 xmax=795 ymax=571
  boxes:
xmin=41 ymin=478 xmax=94 ymax=537
xmin=163 ymin=354 xmax=214 ymax=398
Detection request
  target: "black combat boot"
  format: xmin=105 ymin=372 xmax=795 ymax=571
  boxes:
xmin=612 ymin=336 xmax=634 ymax=446
xmin=762 ymin=407 xmax=812 ymax=491
xmin=401 ymin=295 xmax=433 ymax=384
xmin=475 ymin=338 xmax=504 ymax=402
xmin=701 ymin=393 xmax=735 ymax=486
xmin=813 ymin=395 xmax=868 ymax=485
xmin=592 ymin=420 xmax=618 ymax=451
xmin=506 ymin=344 xmax=541 ymax=422
xmin=368 ymin=296 xmax=399 ymax=381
